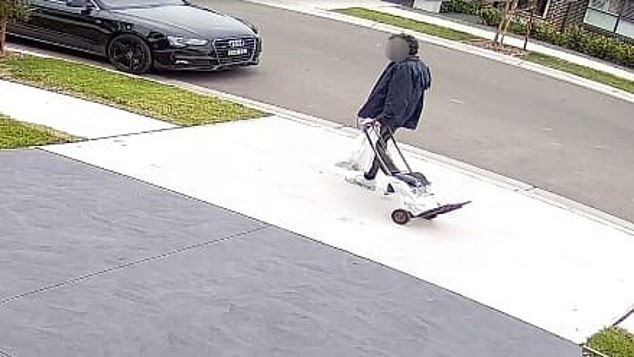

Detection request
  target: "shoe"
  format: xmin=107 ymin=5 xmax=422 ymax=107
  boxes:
xmin=346 ymin=174 xmax=376 ymax=191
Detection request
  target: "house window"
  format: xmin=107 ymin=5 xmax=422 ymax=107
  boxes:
xmin=589 ymin=0 xmax=624 ymax=14
xmin=585 ymin=8 xmax=619 ymax=30
xmin=616 ymin=18 xmax=634 ymax=37
xmin=584 ymin=0 xmax=634 ymax=38
xmin=517 ymin=0 xmax=550 ymax=17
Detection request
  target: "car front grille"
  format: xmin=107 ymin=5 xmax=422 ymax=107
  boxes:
xmin=213 ymin=37 xmax=257 ymax=65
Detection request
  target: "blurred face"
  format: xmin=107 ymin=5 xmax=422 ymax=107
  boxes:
xmin=384 ymin=36 xmax=409 ymax=62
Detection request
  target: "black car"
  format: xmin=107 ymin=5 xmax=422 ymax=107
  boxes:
xmin=8 ymin=0 xmax=262 ymax=73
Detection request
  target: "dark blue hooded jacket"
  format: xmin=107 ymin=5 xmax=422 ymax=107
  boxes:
xmin=357 ymin=56 xmax=431 ymax=130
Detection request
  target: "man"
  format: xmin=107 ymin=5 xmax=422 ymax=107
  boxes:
xmin=347 ymin=32 xmax=432 ymax=191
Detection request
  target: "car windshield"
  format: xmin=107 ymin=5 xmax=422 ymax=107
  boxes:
xmin=99 ymin=0 xmax=185 ymax=9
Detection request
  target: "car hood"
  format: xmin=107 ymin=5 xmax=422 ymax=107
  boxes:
xmin=112 ymin=5 xmax=255 ymax=38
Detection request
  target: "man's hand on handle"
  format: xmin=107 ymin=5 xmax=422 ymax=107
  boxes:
xmin=357 ymin=117 xmax=381 ymax=130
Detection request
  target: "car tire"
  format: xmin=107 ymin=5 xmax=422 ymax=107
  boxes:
xmin=107 ymin=34 xmax=153 ymax=74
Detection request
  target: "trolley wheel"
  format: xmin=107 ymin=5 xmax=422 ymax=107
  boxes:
xmin=391 ymin=209 xmax=411 ymax=225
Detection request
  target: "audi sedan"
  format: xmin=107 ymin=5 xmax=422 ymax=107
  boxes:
xmin=8 ymin=0 xmax=262 ymax=74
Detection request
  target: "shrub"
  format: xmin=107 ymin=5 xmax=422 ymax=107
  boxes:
xmin=479 ymin=6 xmax=502 ymax=26
xmin=478 ymin=7 xmax=527 ymax=34
xmin=614 ymin=42 xmax=634 ymax=67
xmin=477 ymin=9 xmax=634 ymax=68
xmin=533 ymin=21 xmax=567 ymax=46
xmin=440 ymin=0 xmax=483 ymax=14
xmin=563 ymin=25 xmax=590 ymax=51
xmin=587 ymin=327 xmax=634 ymax=357
xmin=554 ymin=25 xmax=634 ymax=68
xmin=509 ymin=18 xmax=527 ymax=34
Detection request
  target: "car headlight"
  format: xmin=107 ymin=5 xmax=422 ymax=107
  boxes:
xmin=167 ymin=36 xmax=209 ymax=47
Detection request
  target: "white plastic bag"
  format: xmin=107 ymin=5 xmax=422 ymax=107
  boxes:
xmin=336 ymin=117 xmax=404 ymax=172
xmin=336 ymin=130 xmax=376 ymax=171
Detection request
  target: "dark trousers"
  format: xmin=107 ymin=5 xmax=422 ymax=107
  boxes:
xmin=364 ymin=125 xmax=399 ymax=180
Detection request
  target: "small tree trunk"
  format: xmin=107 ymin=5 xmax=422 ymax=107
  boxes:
xmin=499 ymin=0 xmax=518 ymax=45
xmin=523 ymin=1 xmax=536 ymax=50
xmin=493 ymin=1 xmax=512 ymax=44
xmin=0 ymin=20 xmax=7 ymax=57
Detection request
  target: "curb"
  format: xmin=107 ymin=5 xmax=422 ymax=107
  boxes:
xmin=243 ymin=0 xmax=634 ymax=104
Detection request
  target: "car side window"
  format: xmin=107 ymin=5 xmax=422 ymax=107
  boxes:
xmin=35 ymin=0 xmax=68 ymax=8
xmin=40 ymin=0 xmax=66 ymax=4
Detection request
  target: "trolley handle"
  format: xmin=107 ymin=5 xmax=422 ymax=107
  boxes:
xmin=362 ymin=123 xmax=414 ymax=175
xmin=385 ymin=126 xmax=414 ymax=174
xmin=362 ymin=124 xmax=393 ymax=176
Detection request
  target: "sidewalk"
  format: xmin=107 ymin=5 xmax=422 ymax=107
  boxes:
xmin=244 ymin=0 xmax=634 ymax=83
xmin=0 ymin=80 xmax=174 ymax=139
xmin=2 ymin=79 xmax=632 ymax=345
xmin=622 ymin=314 xmax=634 ymax=334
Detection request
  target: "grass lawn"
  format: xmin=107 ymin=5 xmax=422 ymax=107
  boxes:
xmin=338 ymin=8 xmax=478 ymax=42
xmin=524 ymin=52 xmax=634 ymax=94
xmin=0 ymin=114 xmax=76 ymax=149
xmin=0 ymin=54 xmax=265 ymax=126
xmin=337 ymin=8 xmax=634 ymax=95
xmin=587 ymin=327 xmax=634 ymax=357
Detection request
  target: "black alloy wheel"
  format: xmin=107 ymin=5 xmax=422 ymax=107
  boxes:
xmin=107 ymin=34 xmax=153 ymax=74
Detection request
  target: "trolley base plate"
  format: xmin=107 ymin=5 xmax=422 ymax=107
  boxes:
xmin=415 ymin=201 xmax=472 ymax=219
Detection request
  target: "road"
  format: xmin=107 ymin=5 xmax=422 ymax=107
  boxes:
xmin=10 ymin=0 xmax=634 ymax=223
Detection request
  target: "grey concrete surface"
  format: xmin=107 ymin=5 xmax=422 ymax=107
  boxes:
xmin=0 ymin=149 xmax=580 ymax=356
xmin=8 ymin=0 xmax=634 ymax=223
xmin=0 ymin=150 xmax=265 ymax=300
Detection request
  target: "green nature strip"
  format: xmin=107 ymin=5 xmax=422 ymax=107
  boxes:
xmin=0 ymin=54 xmax=265 ymax=126
xmin=0 ymin=114 xmax=76 ymax=149
xmin=338 ymin=7 xmax=478 ymax=41
xmin=524 ymin=52 xmax=634 ymax=94
xmin=337 ymin=7 xmax=634 ymax=94
xmin=587 ymin=327 xmax=634 ymax=357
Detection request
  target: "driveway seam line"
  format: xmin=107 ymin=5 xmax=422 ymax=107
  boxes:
xmin=0 ymin=226 xmax=270 ymax=306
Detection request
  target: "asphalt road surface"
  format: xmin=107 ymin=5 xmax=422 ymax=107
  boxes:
xmin=9 ymin=0 xmax=634 ymax=223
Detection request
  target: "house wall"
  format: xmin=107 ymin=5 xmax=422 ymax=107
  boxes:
xmin=545 ymin=0 xmax=590 ymax=30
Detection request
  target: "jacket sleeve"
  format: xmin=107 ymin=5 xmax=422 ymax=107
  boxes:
xmin=377 ymin=64 xmax=413 ymax=126
xmin=423 ymin=64 xmax=432 ymax=90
